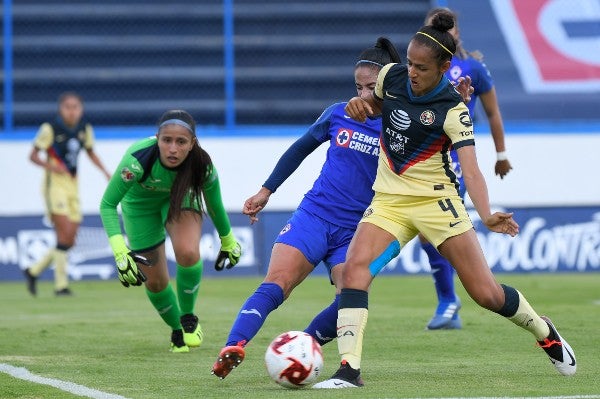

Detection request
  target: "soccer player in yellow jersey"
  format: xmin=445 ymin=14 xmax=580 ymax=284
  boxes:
xmin=24 ymin=92 xmax=111 ymax=296
xmin=314 ymin=10 xmax=575 ymax=388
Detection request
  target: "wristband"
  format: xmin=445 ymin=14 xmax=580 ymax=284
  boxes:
xmin=496 ymin=151 xmax=508 ymax=161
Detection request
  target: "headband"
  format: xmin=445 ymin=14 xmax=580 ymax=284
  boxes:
xmin=159 ymin=118 xmax=194 ymax=134
xmin=356 ymin=59 xmax=384 ymax=68
xmin=416 ymin=31 xmax=454 ymax=56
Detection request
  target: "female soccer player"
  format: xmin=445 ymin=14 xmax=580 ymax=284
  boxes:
xmin=24 ymin=92 xmax=111 ymax=296
xmin=211 ymin=38 xmax=472 ymax=379
xmin=99 ymin=109 xmax=241 ymax=352
xmin=419 ymin=7 xmax=514 ymax=330
xmin=314 ymin=11 xmax=575 ymax=388
xmin=211 ymin=37 xmax=403 ymax=379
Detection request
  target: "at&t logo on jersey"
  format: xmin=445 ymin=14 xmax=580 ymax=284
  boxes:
xmin=389 ymin=109 xmax=411 ymax=131
xmin=335 ymin=128 xmax=380 ymax=157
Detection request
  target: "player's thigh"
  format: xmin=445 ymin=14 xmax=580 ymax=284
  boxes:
xmin=265 ymin=243 xmax=314 ymax=298
xmin=438 ymin=229 xmax=504 ymax=310
xmin=46 ymin=176 xmax=81 ymax=223
xmin=166 ymin=210 xmax=202 ymax=265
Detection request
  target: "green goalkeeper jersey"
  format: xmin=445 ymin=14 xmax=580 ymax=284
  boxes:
xmin=100 ymin=137 xmax=231 ymax=242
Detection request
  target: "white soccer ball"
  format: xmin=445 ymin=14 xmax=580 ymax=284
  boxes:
xmin=264 ymin=330 xmax=324 ymax=388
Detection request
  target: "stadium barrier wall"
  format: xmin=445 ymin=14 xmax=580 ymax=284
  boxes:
xmin=1 ymin=127 xmax=599 ymax=281
xmin=0 ymin=206 xmax=598 ymax=283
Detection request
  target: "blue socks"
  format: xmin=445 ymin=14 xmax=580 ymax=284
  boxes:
xmin=421 ymin=241 xmax=457 ymax=305
xmin=225 ymin=282 xmax=284 ymax=347
xmin=304 ymin=294 xmax=339 ymax=346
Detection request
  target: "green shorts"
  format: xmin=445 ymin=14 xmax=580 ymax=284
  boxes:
xmin=121 ymin=194 xmax=202 ymax=252
xmin=360 ymin=192 xmax=473 ymax=249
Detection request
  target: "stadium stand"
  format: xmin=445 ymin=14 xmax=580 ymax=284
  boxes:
xmin=8 ymin=0 xmax=428 ymax=126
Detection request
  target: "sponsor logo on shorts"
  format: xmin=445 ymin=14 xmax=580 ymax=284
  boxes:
xmin=449 ymin=221 xmax=463 ymax=227
xmin=362 ymin=207 xmax=374 ymax=218
xmin=279 ymin=223 xmax=291 ymax=235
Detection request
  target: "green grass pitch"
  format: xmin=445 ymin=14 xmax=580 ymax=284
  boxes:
xmin=1 ymin=273 xmax=599 ymax=399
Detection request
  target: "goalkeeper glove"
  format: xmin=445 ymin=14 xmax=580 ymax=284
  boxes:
xmin=109 ymin=235 xmax=150 ymax=287
xmin=214 ymin=231 xmax=242 ymax=271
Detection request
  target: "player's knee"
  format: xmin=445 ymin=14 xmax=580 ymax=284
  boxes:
xmin=144 ymin=277 xmax=169 ymax=292
xmin=173 ymin=249 xmax=200 ymax=266
xmin=472 ymin=287 xmax=505 ymax=311
xmin=264 ymin=272 xmax=296 ymax=298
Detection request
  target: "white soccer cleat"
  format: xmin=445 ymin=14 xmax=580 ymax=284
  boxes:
xmin=537 ymin=316 xmax=576 ymax=376
xmin=312 ymin=360 xmax=364 ymax=389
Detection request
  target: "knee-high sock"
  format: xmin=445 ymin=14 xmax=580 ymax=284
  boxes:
xmin=146 ymin=283 xmax=182 ymax=330
xmin=225 ymin=282 xmax=284 ymax=347
xmin=53 ymin=248 xmax=69 ymax=290
xmin=496 ymin=284 xmax=550 ymax=340
xmin=304 ymin=294 xmax=339 ymax=346
xmin=337 ymin=288 xmax=369 ymax=370
xmin=176 ymin=260 xmax=203 ymax=315
xmin=421 ymin=241 xmax=456 ymax=304
xmin=28 ymin=249 xmax=54 ymax=277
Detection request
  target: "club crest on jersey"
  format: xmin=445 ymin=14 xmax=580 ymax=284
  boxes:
xmin=420 ymin=110 xmax=435 ymax=125
xmin=279 ymin=223 xmax=291 ymax=235
xmin=120 ymin=167 xmax=135 ymax=182
xmin=336 ymin=128 xmax=352 ymax=148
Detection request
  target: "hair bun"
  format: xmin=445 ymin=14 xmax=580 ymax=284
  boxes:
xmin=431 ymin=10 xmax=454 ymax=32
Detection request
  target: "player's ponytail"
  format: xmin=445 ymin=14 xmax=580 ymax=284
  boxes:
xmin=356 ymin=36 xmax=401 ymax=70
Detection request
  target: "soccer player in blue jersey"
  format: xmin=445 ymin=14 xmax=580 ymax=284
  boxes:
xmin=210 ymin=37 xmax=404 ymax=379
xmin=313 ymin=11 xmax=575 ymax=388
xmin=418 ymin=7 xmax=514 ymax=330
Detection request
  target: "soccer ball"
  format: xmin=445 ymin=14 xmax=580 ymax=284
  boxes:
xmin=264 ymin=331 xmax=323 ymax=389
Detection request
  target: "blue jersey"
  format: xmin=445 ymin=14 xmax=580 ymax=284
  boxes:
xmin=445 ymin=55 xmax=493 ymax=198
xmin=299 ymin=103 xmax=382 ymax=229
xmin=446 ymin=55 xmax=494 ymax=117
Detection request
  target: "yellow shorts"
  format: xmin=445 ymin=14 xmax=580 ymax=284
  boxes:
xmin=360 ymin=192 xmax=473 ymax=249
xmin=43 ymin=173 xmax=82 ymax=223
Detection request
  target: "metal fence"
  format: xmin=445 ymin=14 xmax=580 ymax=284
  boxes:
xmin=2 ymin=0 xmax=432 ymax=131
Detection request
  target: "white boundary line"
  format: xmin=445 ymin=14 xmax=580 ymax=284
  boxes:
xmin=2 ymin=362 xmax=599 ymax=399
xmin=0 ymin=363 xmax=130 ymax=399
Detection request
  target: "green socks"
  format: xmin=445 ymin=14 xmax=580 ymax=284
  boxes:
xmin=176 ymin=260 xmax=203 ymax=315
xmin=146 ymin=283 xmax=182 ymax=330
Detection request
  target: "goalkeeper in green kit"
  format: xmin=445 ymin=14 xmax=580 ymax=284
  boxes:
xmin=100 ymin=109 xmax=241 ymax=352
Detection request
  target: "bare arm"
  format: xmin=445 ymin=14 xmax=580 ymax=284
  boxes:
xmin=456 ymin=145 xmax=519 ymax=236
xmin=479 ymin=87 xmax=512 ymax=179
xmin=29 ymin=147 xmax=69 ymax=174
xmin=86 ymin=148 xmax=112 ymax=180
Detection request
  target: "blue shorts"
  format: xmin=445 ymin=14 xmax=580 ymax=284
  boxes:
xmin=274 ymin=207 xmax=355 ymax=276
xmin=450 ymin=149 xmax=466 ymax=199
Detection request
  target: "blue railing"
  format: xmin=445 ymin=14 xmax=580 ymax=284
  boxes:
xmin=3 ymin=0 xmax=14 ymax=133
